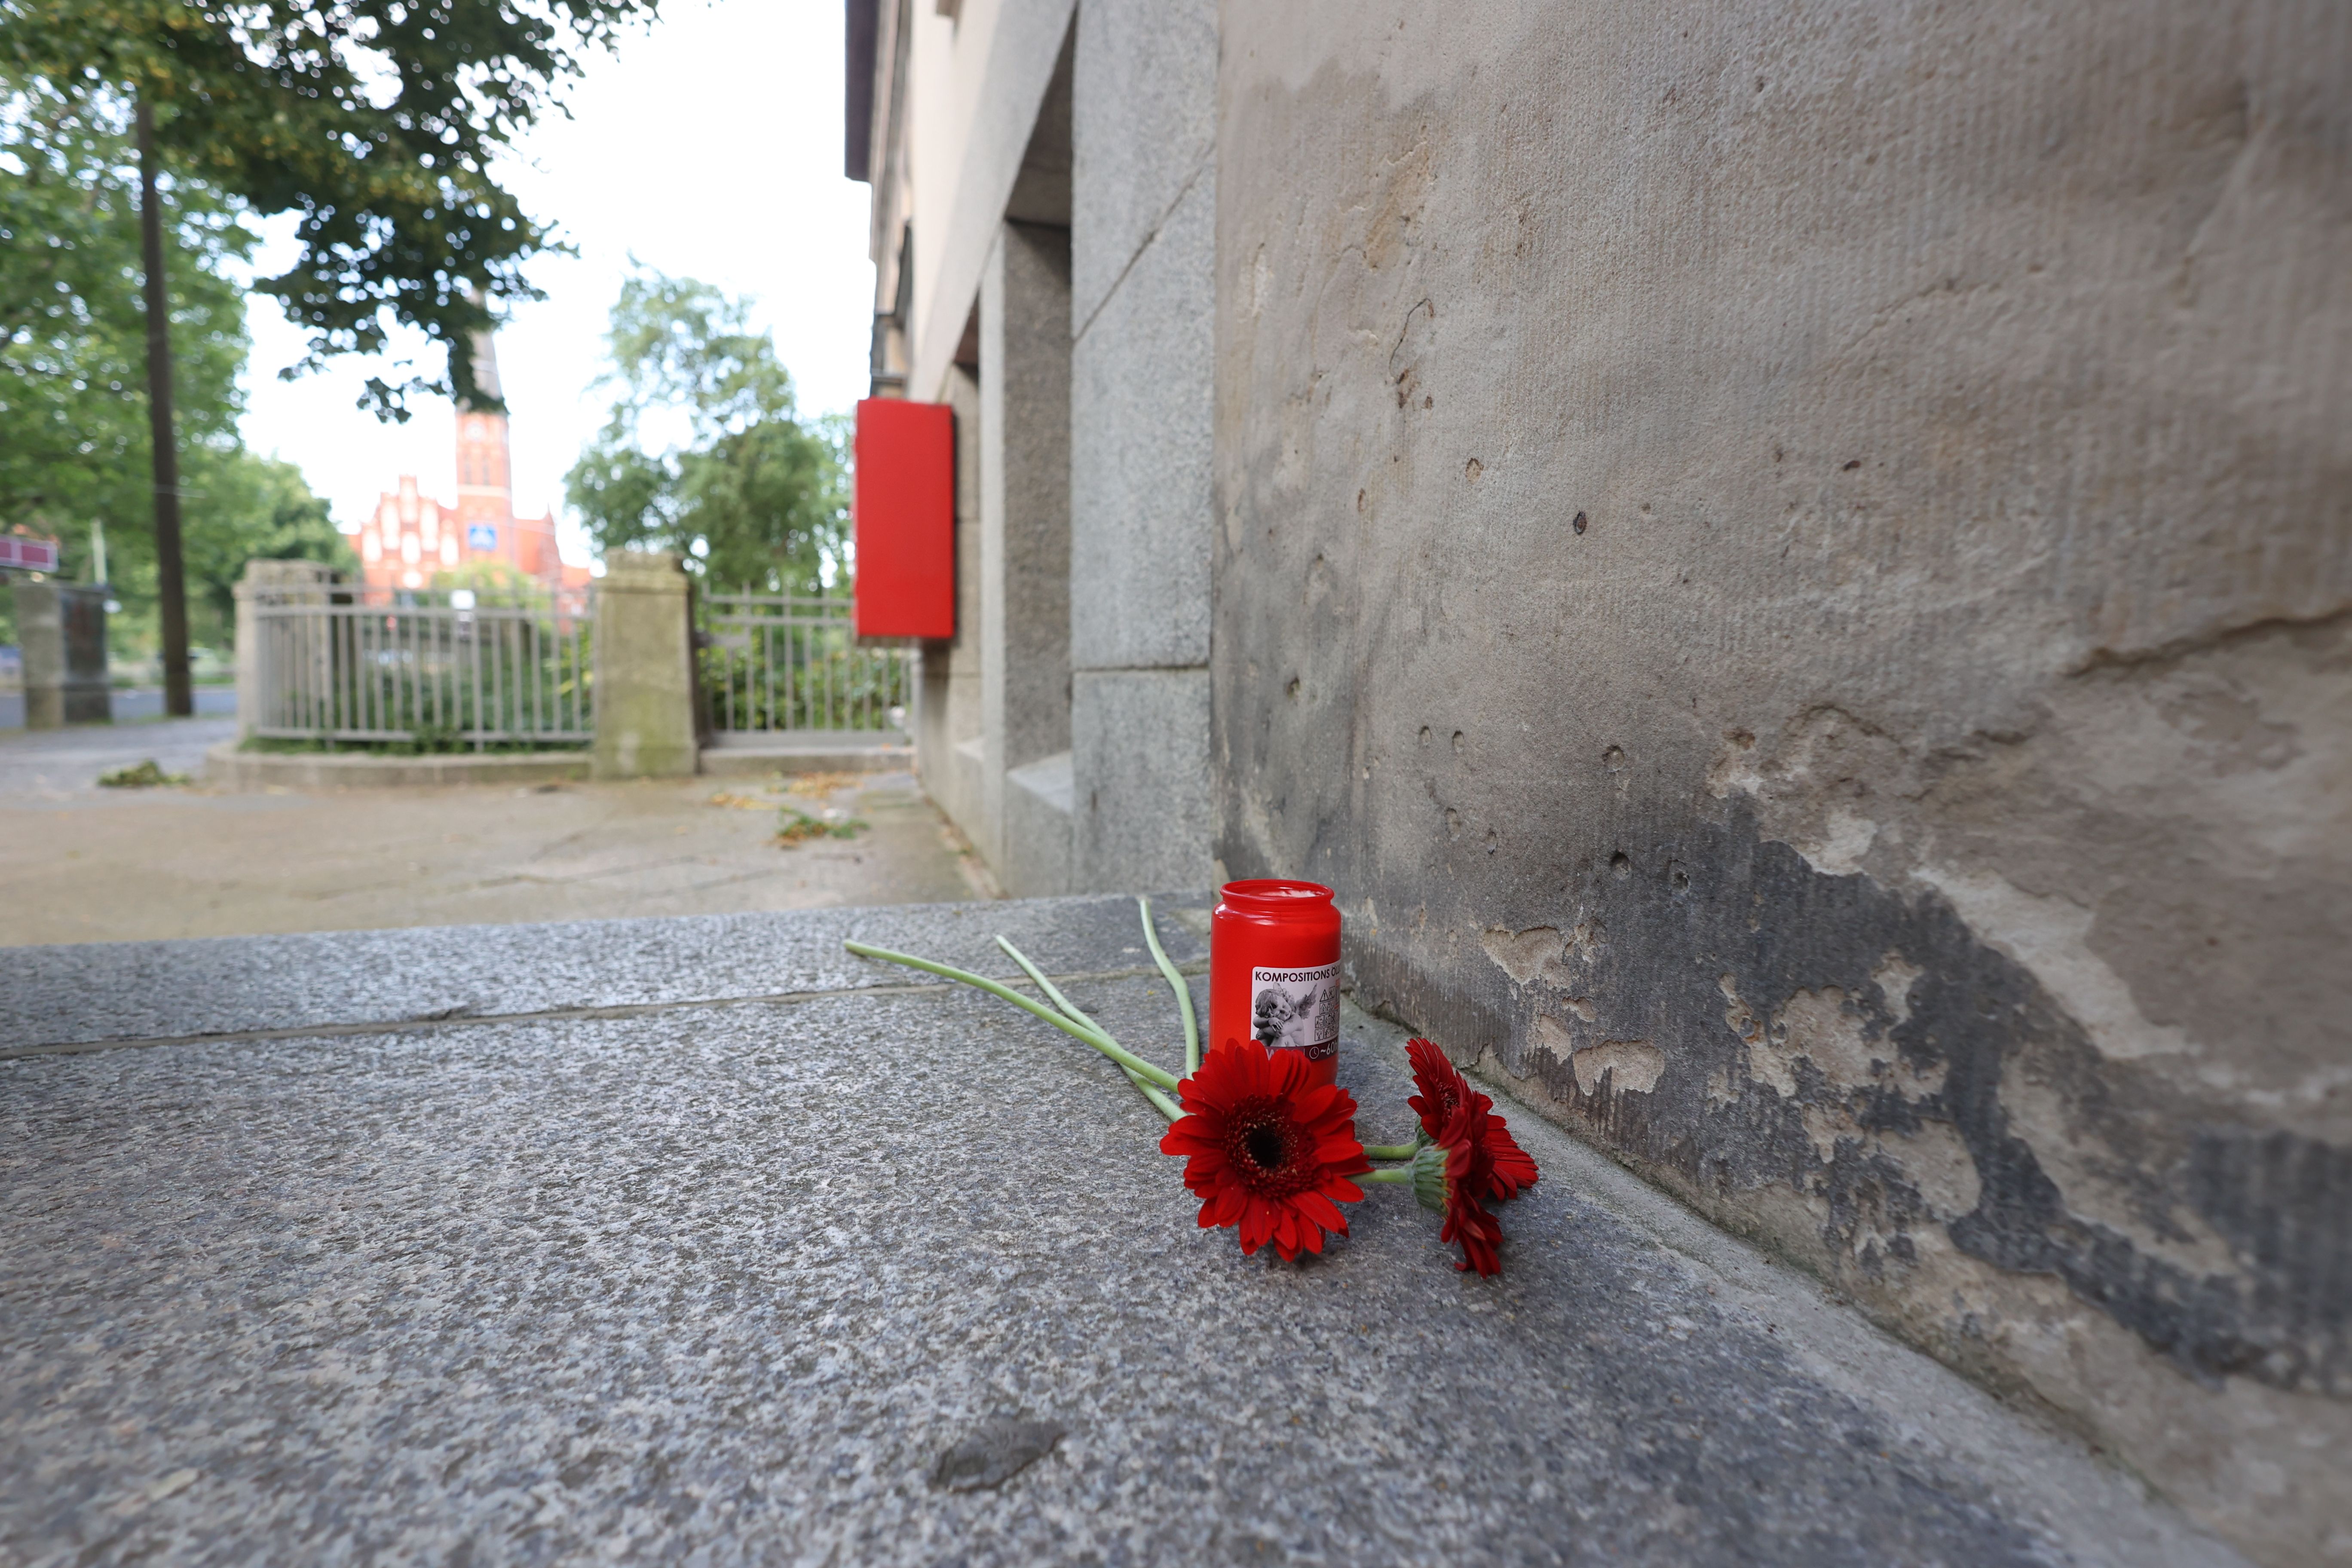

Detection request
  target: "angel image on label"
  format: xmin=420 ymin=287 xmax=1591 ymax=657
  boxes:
xmin=1251 ymin=962 xmax=1341 ymax=1063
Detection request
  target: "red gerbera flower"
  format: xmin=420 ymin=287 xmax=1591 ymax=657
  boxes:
xmin=1159 ymin=1037 xmax=1372 ymax=1261
xmin=1406 ymin=1038 xmax=1539 ymax=1203
xmin=1406 ymin=1036 xmax=1473 ymax=1137
xmin=1428 ymin=1103 xmax=1509 ymax=1275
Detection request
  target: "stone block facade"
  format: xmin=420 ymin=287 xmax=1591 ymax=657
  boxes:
xmin=848 ymin=3 xmax=2348 ymax=1558
xmin=864 ymin=0 xmax=1217 ymax=900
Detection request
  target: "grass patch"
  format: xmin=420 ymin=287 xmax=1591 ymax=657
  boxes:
xmin=776 ymin=807 xmax=867 ymax=847
xmin=98 ymin=759 xmax=191 ymax=788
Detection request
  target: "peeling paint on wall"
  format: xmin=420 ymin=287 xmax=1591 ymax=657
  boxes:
xmin=1570 ymin=1040 xmax=1665 ymax=1096
xmin=1911 ymin=867 xmax=2196 ymax=1062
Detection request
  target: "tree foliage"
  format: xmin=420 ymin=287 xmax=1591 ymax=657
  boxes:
xmin=0 ymin=72 xmax=349 ymax=652
xmin=1 ymin=0 xmax=660 ymax=416
xmin=180 ymin=449 xmax=350 ymax=641
xmin=0 ymin=77 xmax=244 ymax=543
xmin=567 ymin=267 xmax=847 ymax=595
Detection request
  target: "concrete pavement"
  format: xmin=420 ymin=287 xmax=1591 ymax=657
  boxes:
xmin=0 ymin=897 xmax=2242 ymax=1566
xmin=0 ymin=715 xmax=237 ymax=801
xmin=0 ymin=719 xmax=988 ymax=944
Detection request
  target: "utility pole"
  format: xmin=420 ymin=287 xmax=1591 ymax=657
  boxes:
xmin=135 ymin=96 xmax=192 ymax=718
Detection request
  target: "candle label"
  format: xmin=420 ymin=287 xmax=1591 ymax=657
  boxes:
xmin=1250 ymin=962 xmax=1340 ymax=1063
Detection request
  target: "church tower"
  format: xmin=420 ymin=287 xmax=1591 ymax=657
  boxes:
xmin=453 ymin=330 xmax=514 ymax=554
xmin=347 ymin=326 xmax=584 ymax=594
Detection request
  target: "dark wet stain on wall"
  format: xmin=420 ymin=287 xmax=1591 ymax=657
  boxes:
xmin=1284 ymin=801 xmax=2347 ymax=1399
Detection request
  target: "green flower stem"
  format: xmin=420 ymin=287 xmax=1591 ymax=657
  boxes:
xmin=1360 ymin=1168 xmax=1414 ymax=1184
xmin=1363 ymin=1143 xmax=1422 ymax=1161
xmin=995 ymin=935 xmax=1183 ymax=1123
xmin=1138 ymin=896 xmax=1202 ymax=1076
xmin=1132 ymin=1081 xmax=1185 ymax=1122
xmin=842 ymin=939 xmax=1183 ymax=1092
xmin=995 ymin=935 xmax=1108 ymax=1034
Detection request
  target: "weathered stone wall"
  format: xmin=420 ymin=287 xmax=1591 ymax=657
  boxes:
xmin=1212 ymin=3 xmax=2350 ymax=1561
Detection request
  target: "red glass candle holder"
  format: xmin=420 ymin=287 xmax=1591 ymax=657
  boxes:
xmin=1212 ymin=879 xmax=1343 ymax=1086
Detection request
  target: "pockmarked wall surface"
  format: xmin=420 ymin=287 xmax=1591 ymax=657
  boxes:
xmin=1212 ymin=3 xmax=2349 ymax=1561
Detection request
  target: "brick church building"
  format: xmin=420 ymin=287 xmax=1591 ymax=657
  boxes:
xmin=343 ymin=333 xmax=589 ymax=595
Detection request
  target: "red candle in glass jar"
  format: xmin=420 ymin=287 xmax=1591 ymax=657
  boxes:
xmin=1212 ymin=879 xmax=1343 ymax=1086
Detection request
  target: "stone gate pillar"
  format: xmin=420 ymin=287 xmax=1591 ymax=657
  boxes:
xmin=591 ymin=551 xmax=698 ymax=780
xmin=13 ymin=580 xmax=110 ymax=728
xmin=233 ymin=560 xmax=337 ymax=740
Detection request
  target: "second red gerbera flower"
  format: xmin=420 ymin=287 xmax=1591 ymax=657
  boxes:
xmin=1160 ymin=1037 xmax=1372 ymax=1261
xmin=1407 ymin=1037 xmax=1539 ymax=1202
xmin=1412 ymin=1099 xmax=1509 ymax=1274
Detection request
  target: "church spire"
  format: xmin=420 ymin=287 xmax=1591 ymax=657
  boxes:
xmin=459 ymin=327 xmax=504 ymax=410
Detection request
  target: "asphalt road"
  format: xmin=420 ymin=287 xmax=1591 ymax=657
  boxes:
xmin=0 ymin=685 xmax=237 ymax=731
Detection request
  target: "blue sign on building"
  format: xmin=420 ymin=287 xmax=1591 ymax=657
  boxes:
xmin=467 ymin=524 xmax=498 ymax=552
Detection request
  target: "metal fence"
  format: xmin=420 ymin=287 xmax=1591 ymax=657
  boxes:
xmin=251 ymin=582 xmax=594 ymax=747
xmin=699 ymin=592 xmax=911 ymax=733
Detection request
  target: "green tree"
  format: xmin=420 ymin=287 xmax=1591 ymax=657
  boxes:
xmin=2 ymin=0 xmax=660 ymax=711
xmin=1 ymin=79 xmax=348 ymax=658
xmin=430 ymin=556 xmax=556 ymax=609
xmin=567 ymin=267 xmax=848 ymax=595
xmin=0 ymin=77 xmax=245 ymax=570
xmin=179 ymin=450 xmax=353 ymax=648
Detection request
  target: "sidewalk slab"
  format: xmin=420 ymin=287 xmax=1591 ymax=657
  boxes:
xmin=0 ymin=894 xmax=1209 ymax=1054
xmin=0 ymin=900 xmax=2241 ymax=1567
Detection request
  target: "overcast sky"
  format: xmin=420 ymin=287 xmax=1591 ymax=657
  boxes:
xmin=236 ymin=0 xmax=872 ymax=571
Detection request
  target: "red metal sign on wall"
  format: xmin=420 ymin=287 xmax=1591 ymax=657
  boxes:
xmin=852 ymin=398 xmax=954 ymax=639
